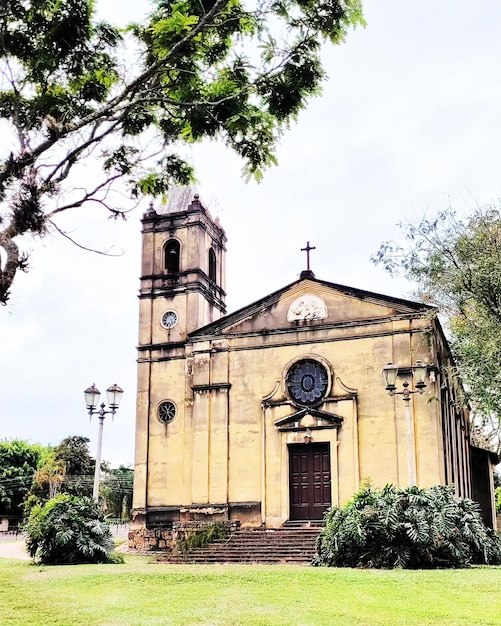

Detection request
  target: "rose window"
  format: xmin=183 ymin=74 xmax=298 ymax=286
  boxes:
xmin=157 ymin=401 xmax=177 ymax=424
xmin=286 ymin=359 xmax=329 ymax=407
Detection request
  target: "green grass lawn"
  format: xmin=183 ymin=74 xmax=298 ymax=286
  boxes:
xmin=1 ymin=554 xmax=500 ymax=626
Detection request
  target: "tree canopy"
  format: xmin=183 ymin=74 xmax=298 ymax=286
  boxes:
xmin=52 ymin=435 xmax=95 ymax=496
xmin=33 ymin=452 xmax=66 ymax=500
xmin=0 ymin=0 xmax=364 ymax=304
xmin=372 ymin=205 xmax=501 ymax=453
xmin=30 ymin=436 xmax=95 ymax=501
xmin=0 ymin=435 xmax=130 ymax=522
xmin=0 ymin=439 xmax=49 ymax=519
xmin=101 ymin=465 xmax=133 ymax=520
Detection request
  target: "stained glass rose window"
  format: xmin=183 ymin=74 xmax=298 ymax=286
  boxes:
xmin=286 ymin=359 xmax=329 ymax=407
xmin=157 ymin=401 xmax=176 ymax=424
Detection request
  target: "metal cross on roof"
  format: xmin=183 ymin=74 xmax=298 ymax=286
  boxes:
xmin=301 ymin=241 xmax=316 ymax=270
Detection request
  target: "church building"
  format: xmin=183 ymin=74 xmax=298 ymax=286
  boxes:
xmin=130 ymin=188 xmax=498 ymax=546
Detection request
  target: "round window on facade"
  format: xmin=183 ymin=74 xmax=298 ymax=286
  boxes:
xmin=286 ymin=359 xmax=329 ymax=407
xmin=157 ymin=401 xmax=177 ymax=425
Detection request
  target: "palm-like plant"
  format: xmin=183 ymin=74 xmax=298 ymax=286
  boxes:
xmin=33 ymin=455 xmax=66 ymax=499
xmin=314 ymin=483 xmax=501 ymax=569
xmin=25 ymin=494 xmax=115 ymax=564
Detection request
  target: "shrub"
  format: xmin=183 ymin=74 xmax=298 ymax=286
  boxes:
xmin=25 ymin=494 xmax=116 ymax=564
xmin=495 ymin=486 xmax=501 ymax=514
xmin=177 ymin=523 xmax=231 ymax=554
xmin=313 ymin=483 xmax=501 ymax=569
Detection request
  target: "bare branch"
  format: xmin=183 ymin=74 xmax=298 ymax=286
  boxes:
xmin=48 ymin=220 xmax=123 ymax=257
xmin=46 ymin=173 xmax=124 ymax=218
xmin=43 ymin=119 xmax=122 ymax=188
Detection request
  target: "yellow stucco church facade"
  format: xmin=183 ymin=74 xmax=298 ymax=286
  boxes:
xmin=130 ymin=189 xmax=497 ymax=544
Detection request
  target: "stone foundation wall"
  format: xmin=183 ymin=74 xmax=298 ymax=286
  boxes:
xmin=128 ymin=520 xmax=240 ymax=552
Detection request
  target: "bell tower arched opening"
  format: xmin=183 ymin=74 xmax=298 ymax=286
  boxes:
xmin=164 ymin=239 xmax=180 ymax=274
xmin=208 ymin=247 xmax=217 ymax=283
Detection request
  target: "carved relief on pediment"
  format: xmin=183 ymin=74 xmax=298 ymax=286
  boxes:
xmin=287 ymin=294 xmax=328 ymax=322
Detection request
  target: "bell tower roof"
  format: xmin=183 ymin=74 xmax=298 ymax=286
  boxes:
xmin=152 ymin=185 xmax=207 ymax=217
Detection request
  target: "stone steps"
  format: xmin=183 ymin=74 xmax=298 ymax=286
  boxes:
xmin=159 ymin=527 xmax=322 ymax=565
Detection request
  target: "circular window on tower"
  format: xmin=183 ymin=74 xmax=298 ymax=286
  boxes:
xmin=157 ymin=401 xmax=177 ymax=425
xmin=286 ymin=359 xmax=329 ymax=407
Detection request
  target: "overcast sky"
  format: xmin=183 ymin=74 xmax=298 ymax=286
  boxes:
xmin=2 ymin=0 xmax=501 ymax=467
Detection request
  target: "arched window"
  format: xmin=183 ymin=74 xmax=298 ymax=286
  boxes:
xmin=208 ymin=247 xmax=217 ymax=283
xmin=164 ymin=239 xmax=180 ymax=274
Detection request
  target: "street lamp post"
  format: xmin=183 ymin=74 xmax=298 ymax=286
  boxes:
xmin=382 ymin=361 xmax=428 ymax=487
xmin=84 ymin=383 xmax=124 ymax=500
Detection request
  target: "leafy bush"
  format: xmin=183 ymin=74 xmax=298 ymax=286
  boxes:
xmin=25 ymin=494 xmax=116 ymax=564
xmin=314 ymin=483 xmax=501 ymax=569
xmin=496 ymin=486 xmax=501 ymax=514
xmin=177 ymin=523 xmax=231 ymax=554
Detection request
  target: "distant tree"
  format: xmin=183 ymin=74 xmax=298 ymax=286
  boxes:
xmin=33 ymin=452 xmax=66 ymax=499
xmin=314 ymin=483 xmax=501 ymax=569
xmin=0 ymin=439 xmax=49 ymax=520
xmin=372 ymin=205 xmax=501 ymax=454
xmin=53 ymin=436 xmax=94 ymax=496
xmin=101 ymin=465 xmax=133 ymax=520
xmin=25 ymin=494 xmax=116 ymax=564
xmin=0 ymin=0 xmax=365 ymax=304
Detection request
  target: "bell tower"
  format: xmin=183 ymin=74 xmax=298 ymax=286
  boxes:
xmin=138 ymin=187 xmax=227 ymax=348
xmin=132 ymin=188 xmax=227 ymax=524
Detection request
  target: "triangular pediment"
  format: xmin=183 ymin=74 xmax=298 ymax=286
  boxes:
xmin=189 ymin=276 xmax=433 ymax=339
xmin=274 ymin=407 xmax=343 ymax=431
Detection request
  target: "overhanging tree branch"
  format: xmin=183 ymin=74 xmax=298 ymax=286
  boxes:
xmin=0 ymin=0 xmax=365 ymax=304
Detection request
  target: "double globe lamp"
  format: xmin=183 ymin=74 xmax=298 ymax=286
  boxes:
xmin=84 ymin=383 xmax=124 ymax=500
xmin=382 ymin=360 xmax=428 ymax=487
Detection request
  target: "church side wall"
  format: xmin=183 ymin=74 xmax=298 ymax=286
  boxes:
xmin=146 ymin=358 xmax=188 ymax=507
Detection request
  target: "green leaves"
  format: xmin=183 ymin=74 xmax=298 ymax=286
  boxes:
xmin=0 ymin=0 xmax=364 ymax=304
xmin=133 ymin=155 xmax=195 ymax=197
xmin=100 ymin=465 xmax=133 ymax=521
xmin=135 ymin=0 xmax=363 ymax=182
xmin=1 ymin=0 xmax=120 ymax=84
xmin=103 ymin=145 xmax=140 ymax=175
xmin=0 ymin=440 xmax=48 ymax=517
xmin=25 ymin=493 xmax=115 ymax=564
xmin=314 ymin=483 xmax=501 ymax=569
xmin=372 ymin=205 xmax=501 ymax=453
xmin=178 ymin=522 xmax=231 ymax=553
xmin=151 ymin=12 xmax=199 ymax=42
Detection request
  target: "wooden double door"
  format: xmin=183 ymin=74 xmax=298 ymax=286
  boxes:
xmin=289 ymin=443 xmax=331 ymax=520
